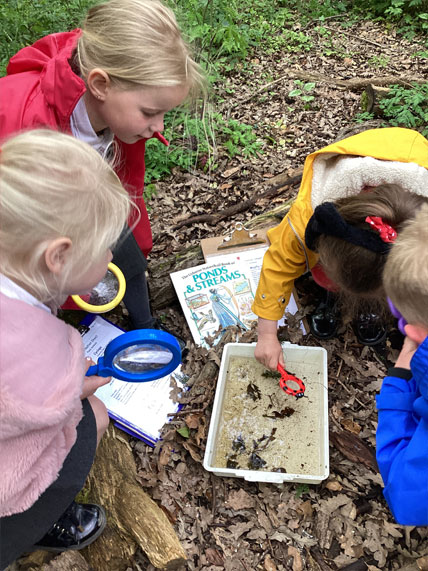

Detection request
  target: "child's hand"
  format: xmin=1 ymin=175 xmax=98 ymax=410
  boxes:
xmin=254 ymin=318 xmax=285 ymax=370
xmin=394 ymin=336 xmax=418 ymax=370
xmin=254 ymin=335 xmax=284 ymax=370
xmin=81 ymin=358 xmax=111 ymax=400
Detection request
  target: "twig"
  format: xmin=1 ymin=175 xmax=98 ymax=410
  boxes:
xmin=335 ymin=375 xmax=351 ymax=394
xmin=172 ymin=174 xmax=301 ymax=229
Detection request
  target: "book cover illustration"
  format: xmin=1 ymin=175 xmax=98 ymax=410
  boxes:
xmin=170 ymin=259 xmax=258 ymax=347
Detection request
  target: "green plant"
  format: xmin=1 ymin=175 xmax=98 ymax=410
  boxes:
xmin=354 ymin=111 xmax=375 ymax=123
xmin=289 ymin=80 xmax=316 ymax=109
xmin=144 ymin=108 xmax=262 ymax=183
xmin=295 ymin=483 xmax=310 ymax=498
xmin=143 ymin=183 xmax=158 ymax=206
xmin=367 ymin=54 xmax=390 ymax=67
xmin=0 ymin=0 xmax=96 ymax=75
xmin=352 ymin=0 xmax=428 ymax=41
xmin=378 ymin=83 xmax=428 ymax=136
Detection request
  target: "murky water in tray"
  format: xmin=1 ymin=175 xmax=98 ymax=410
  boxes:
xmin=213 ymin=356 xmax=325 ymax=475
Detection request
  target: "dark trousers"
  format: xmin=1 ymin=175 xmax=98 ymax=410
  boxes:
xmin=112 ymin=227 xmax=154 ymax=329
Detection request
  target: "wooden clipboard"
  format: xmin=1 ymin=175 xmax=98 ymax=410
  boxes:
xmin=201 ymin=222 xmax=271 ymax=261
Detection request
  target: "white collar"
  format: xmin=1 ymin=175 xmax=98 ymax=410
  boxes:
xmin=0 ymin=274 xmax=51 ymax=313
xmin=70 ymin=96 xmax=114 ymax=159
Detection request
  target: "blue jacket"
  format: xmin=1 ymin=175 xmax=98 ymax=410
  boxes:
xmin=376 ymin=337 xmax=428 ymax=526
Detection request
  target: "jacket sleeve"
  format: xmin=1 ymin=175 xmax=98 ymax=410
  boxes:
xmin=376 ymin=367 xmax=428 ymax=526
xmin=252 ymin=198 xmax=319 ymax=321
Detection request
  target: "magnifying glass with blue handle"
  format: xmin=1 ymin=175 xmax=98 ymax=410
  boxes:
xmin=86 ymin=329 xmax=182 ymax=382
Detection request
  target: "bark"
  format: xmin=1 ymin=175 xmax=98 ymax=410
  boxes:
xmin=40 ymin=552 xmax=90 ymax=571
xmin=361 ymin=84 xmax=391 ymax=115
xmin=83 ymin=425 xmax=187 ymax=570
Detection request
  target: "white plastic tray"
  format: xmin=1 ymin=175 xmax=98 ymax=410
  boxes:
xmin=203 ymin=342 xmax=329 ymax=484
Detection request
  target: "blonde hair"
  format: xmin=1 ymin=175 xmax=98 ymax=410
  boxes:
xmin=0 ymin=129 xmax=131 ymax=305
xmin=77 ymin=0 xmax=205 ymax=95
xmin=383 ymin=204 xmax=428 ymax=326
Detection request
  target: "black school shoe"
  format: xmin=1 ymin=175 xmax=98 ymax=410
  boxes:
xmin=353 ymin=312 xmax=387 ymax=346
xmin=33 ymin=501 xmax=106 ymax=552
xmin=309 ymin=292 xmax=341 ymax=340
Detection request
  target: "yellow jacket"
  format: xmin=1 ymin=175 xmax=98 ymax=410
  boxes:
xmin=252 ymin=127 xmax=428 ymax=320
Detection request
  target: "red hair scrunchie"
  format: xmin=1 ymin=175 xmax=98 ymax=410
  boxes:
xmin=365 ymin=216 xmax=397 ymax=243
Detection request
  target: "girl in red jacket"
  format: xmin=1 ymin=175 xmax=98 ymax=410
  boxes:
xmin=0 ymin=129 xmax=131 ymax=566
xmin=0 ymin=0 xmax=204 ymax=347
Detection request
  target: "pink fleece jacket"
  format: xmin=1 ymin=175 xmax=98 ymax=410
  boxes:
xmin=0 ymin=293 xmax=85 ymax=516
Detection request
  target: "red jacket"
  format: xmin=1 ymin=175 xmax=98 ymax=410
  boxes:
xmin=0 ymin=30 xmax=167 ymax=257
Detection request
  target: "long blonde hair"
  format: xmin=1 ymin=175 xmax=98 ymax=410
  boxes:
xmin=77 ymin=0 xmax=205 ymax=95
xmin=0 ymin=129 xmax=131 ymax=305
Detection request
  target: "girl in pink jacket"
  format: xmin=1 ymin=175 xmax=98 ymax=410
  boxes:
xmin=0 ymin=0 xmax=204 ymax=346
xmin=0 ymin=129 xmax=131 ymax=567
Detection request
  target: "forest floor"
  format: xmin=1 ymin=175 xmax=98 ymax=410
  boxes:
xmin=133 ymin=16 xmax=428 ymax=571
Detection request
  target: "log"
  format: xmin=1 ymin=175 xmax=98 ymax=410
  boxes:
xmin=361 ymin=84 xmax=390 ymax=115
xmin=83 ymin=424 xmax=187 ymax=570
xmin=40 ymin=552 xmax=90 ymax=571
xmin=13 ymin=549 xmax=90 ymax=570
xmin=238 ymin=70 xmax=426 ymax=105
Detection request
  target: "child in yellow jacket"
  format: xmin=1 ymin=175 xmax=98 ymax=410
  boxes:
xmin=252 ymin=127 xmax=428 ymax=370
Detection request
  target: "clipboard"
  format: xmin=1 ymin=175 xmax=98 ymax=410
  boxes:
xmin=199 ymin=221 xmax=307 ymax=334
xmin=201 ymin=222 xmax=271 ymax=261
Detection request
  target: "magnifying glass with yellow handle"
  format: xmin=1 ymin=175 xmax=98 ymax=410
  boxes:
xmin=72 ymin=262 xmax=126 ymax=313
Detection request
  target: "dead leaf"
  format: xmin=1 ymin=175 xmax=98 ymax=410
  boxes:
xmin=185 ymin=412 xmax=203 ymax=429
xmin=226 ymin=488 xmax=255 ymax=510
xmin=182 ymin=441 xmax=202 ymax=462
xmin=263 ymin=554 xmax=277 ymax=571
xmin=288 ymin=546 xmax=303 ymax=571
xmin=342 ymin=419 xmax=361 ymax=434
xmin=205 ymin=547 xmax=224 ymax=566
xmin=297 ymin=499 xmax=314 ymax=519
xmin=229 ymin=521 xmax=253 ymax=540
xmin=158 ymin=442 xmax=173 ymax=466
xmin=330 ymin=429 xmax=378 ymax=471
xmin=325 ymin=480 xmax=343 ymax=491
xmin=221 ymin=166 xmax=241 ymax=178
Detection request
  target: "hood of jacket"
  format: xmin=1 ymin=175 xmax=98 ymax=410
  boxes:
xmin=7 ymin=30 xmax=85 ymax=132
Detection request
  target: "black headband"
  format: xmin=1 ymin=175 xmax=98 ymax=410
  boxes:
xmin=305 ymin=202 xmax=391 ymax=254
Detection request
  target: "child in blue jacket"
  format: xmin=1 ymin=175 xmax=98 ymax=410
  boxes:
xmin=377 ymin=205 xmax=428 ymax=526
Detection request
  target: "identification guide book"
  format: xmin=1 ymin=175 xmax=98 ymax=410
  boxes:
xmin=170 ymin=242 xmax=301 ymax=348
xmin=79 ymin=314 xmax=183 ymax=446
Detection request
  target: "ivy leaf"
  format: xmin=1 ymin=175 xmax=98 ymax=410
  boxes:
xmin=177 ymin=426 xmax=190 ymax=438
